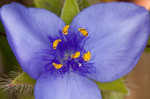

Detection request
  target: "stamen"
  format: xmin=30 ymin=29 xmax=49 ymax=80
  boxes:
xmin=53 ymin=39 xmax=62 ymax=49
xmin=83 ymin=51 xmax=91 ymax=61
xmin=78 ymin=28 xmax=88 ymax=37
xmin=71 ymin=51 xmax=80 ymax=59
xmin=52 ymin=62 xmax=63 ymax=69
xmin=62 ymin=25 xmax=70 ymax=35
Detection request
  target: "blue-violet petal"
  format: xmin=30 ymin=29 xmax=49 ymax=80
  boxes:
xmin=0 ymin=3 xmax=65 ymax=79
xmin=70 ymin=2 xmax=150 ymax=82
xmin=35 ymin=72 xmax=102 ymax=99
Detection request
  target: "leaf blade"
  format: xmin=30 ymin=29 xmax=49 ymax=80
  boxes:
xmin=34 ymin=0 xmax=63 ymax=16
xmin=77 ymin=0 xmax=90 ymax=10
xmin=96 ymin=78 xmax=128 ymax=94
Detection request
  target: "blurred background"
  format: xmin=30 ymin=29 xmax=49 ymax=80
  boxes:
xmin=0 ymin=0 xmax=150 ymax=99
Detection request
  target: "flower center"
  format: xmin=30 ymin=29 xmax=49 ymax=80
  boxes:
xmin=44 ymin=25 xmax=94 ymax=75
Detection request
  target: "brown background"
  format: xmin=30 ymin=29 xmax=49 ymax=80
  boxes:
xmin=125 ymin=52 xmax=150 ymax=99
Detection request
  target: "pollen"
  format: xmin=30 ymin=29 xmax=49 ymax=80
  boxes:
xmin=71 ymin=51 xmax=80 ymax=59
xmin=53 ymin=39 xmax=62 ymax=49
xmin=83 ymin=51 xmax=91 ymax=61
xmin=52 ymin=62 xmax=63 ymax=69
xmin=78 ymin=28 xmax=88 ymax=37
xmin=62 ymin=25 xmax=70 ymax=35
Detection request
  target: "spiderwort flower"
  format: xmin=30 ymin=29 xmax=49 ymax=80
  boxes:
xmin=0 ymin=2 xmax=150 ymax=99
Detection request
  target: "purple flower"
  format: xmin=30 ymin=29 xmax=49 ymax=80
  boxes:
xmin=0 ymin=2 xmax=150 ymax=99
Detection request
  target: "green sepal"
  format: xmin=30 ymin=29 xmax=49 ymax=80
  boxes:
xmin=34 ymin=0 xmax=63 ymax=16
xmin=11 ymin=72 xmax=36 ymax=86
xmin=96 ymin=78 xmax=128 ymax=94
xmin=61 ymin=0 xmax=80 ymax=24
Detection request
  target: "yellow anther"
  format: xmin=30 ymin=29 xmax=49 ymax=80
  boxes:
xmin=62 ymin=25 xmax=70 ymax=35
xmin=52 ymin=62 xmax=63 ymax=69
xmin=78 ymin=28 xmax=88 ymax=37
xmin=53 ymin=39 xmax=62 ymax=49
xmin=71 ymin=51 xmax=80 ymax=59
xmin=83 ymin=51 xmax=91 ymax=61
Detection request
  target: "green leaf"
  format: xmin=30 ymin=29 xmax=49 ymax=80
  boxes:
xmin=0 ymin=22 xmax=18 ymax=72
xmin=19 ymin=95 xmax=34 ymax=99
xmin=0 ymin=35 xmax=18 ymax=72
xmin=11 ymin=72 xmax=36 ymax=86
xmin=0 ymin=72 xmax=35 ymax=96
xmin=61 ymin=0 xmax=80 ymax=24
xmin=0 ymin=90 xmax=8 ymax=99
xmin=0 ymin=22 xmax=5 ymax=33
xmin=109 ymin=91 xmax=125 ymax=99
xmin=77 ymin=0 xmax=90 ymax=10
xmin=88 ymin=0 xmax=100 ymax=4
xmin=34 ymin=0 xmax=63 ymax=16
xmin=96 ymin=78 xmax=128 ymax=94
xmin=145 ymin=38 xmax=150 ymax=52
xmin=102 ymin=91 xmax=125 ymax=99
